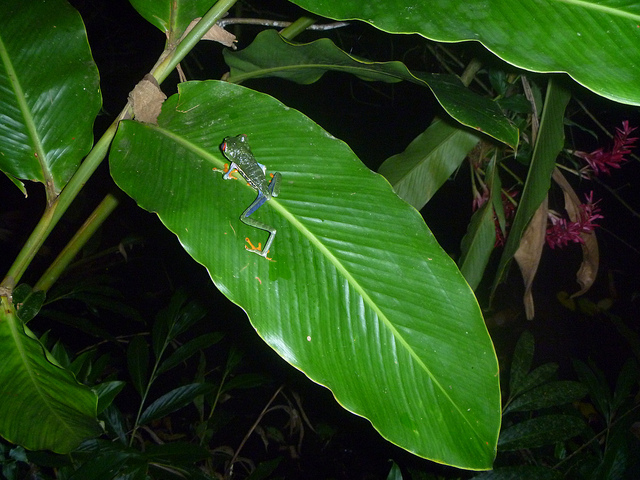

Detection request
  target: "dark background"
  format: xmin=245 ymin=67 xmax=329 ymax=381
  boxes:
xmin=1 ymin=0 xmax=639 ymax=478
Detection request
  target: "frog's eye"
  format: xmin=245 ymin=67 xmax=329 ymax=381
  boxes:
xmin=221 ymin=142 xmax=227 ymax=151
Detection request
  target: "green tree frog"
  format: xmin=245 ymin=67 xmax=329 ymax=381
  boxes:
xmin=220 ymin=134 xmax=282 ymax=258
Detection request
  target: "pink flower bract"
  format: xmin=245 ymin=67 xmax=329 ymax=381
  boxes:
xmin=575 ymin=121 xmax=638 ymax=176
xmin=546 ymin=192 xmax=604 ymax=249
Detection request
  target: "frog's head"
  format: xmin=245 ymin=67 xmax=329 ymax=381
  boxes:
xmin=221 ymin=134 xmax=249 ymax=155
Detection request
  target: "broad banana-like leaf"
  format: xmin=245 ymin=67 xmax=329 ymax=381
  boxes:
xmin=0 ymin=297 xmax=100 ymax=453
xmin=0 ymin=0 xmax=100 ymax=196
xmin=225 ymin=30 xmax=518 ymax=148
xmin=109 ymin=80 xmax=500 ymax=469
xmin=290 ymin=0 xmax=640 ymax=106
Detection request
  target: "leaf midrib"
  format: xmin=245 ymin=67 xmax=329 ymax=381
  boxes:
xmin=150 ymin=122 xmax=484 ymax=437
xmin=554 ymin=0 xmax=640 ymax=21
xmin=0 ymin=34 xmax=50 ymax=184
xmin=6 ymin=313 xmax=77 ymax=440
xmin=229 ymin=61 xmax=406 ymax=84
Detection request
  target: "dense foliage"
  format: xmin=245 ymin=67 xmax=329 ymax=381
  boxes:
xmin=1 ymin=0 xmax=639 ymax=478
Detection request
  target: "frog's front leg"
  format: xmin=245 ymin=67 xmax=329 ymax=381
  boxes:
xmin=222 ymin=162 xmax=240 ymax=180
xmin=241 ymin=172 xmax=281 ymax=257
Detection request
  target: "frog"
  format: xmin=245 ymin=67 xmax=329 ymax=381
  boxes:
xmin=220 ymin=134 xmax=282 ymax=258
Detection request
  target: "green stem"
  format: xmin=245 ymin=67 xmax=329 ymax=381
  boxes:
xmin=498 ymin=162 xmax=524 ymax=186
xmin=34 ymin=192 xmax=121 ymax=292
xmin=129 ymin=333 xmax=172 ymax=447
xmin=1 ymin=0 xmax=238 ymax=295
xmin=130 ymin=352 xmax=158 ymax=447
xmin=279 ymin=16 xmax=316 ymax=40
xmin=227 ymin=385 xmax=284 ymax=476
xmin=199 ymin=370 xmax=229 ymax=447
xmin=1 ymin=118 xmax=120 ymax=291
xmin=153 ymin=0 xmax=239 ymax=84
xmin=460 ymin=58 xmax=482 ymax=87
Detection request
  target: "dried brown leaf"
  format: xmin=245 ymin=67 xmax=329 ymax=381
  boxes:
xmin=128 ymin=74 xmax=166 ymax=125
xmin=185 ymin=18 xmax=237 ymax=49
xmin=515 ymin=196 xmax=548 ymax=320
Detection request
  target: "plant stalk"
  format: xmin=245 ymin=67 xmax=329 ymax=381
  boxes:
xmin=1 ymin=118 xmax=120 ymax=292
xmin=33 ymin=191 xmax=121 ymax=292
xmin=153 ymin=0 xmax=239 ymax=84
xmin=279 ymin=16 xmax=316 ymax=40
xmin=1 ymin=0 xmax=237 ymax=296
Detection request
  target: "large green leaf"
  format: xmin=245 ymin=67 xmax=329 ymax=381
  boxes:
xmin=0 ymin=0 xmax=100 ymax=195
xmin=290 ymin=0 xmax=640 ymax=106
xmin=225 ymin=30 xmax=518 ymax=147
xmin=109 ymin=80 xmax=500 ymax=469
xmin=0 ymin=297 xmax=100 ymax=453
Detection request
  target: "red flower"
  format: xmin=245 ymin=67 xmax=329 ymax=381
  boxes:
xmin=574 ymin=121 xmax=638 ymax=176
xmin=546 ymin=192 xmax=604 ymax=249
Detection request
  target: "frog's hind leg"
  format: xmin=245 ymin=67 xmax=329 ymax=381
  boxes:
xmin=240 ymin=192 xmax=276 ymax=257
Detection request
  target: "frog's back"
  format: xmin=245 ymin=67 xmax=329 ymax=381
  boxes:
xmin=240 ymin=160 xmax=269 ymax=192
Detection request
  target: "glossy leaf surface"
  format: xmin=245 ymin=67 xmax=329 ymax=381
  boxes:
xmin=109 ymin=80 xmax=500 ymax=469
xmin=379 ymin=119 xmax=481 ymax=211
xmin=225 ymin=30 xmax=518 ymax=147
xmin=94 ymin=381 xmax=126 ymax=415
xmin=0 ymin=0 xmax=100 ymax=194
xmin=0 ymin=298 xmax=100 ymax=453
xmin=291 ymin=0 xmax=640 ymax=105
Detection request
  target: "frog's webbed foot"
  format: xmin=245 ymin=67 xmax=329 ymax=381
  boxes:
xmin=221 ymin=163 xmax=241 ymax=180
xmin=245 ymin=237 xmax=274 ymax=261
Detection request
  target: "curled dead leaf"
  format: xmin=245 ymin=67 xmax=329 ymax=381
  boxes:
xmin=185 ymin=18 xmax=237 ymax=49
xmin=514 ymin=196 xmax=548 ymax=320
xmin=128 ymin=74 xmax=167 ymax=125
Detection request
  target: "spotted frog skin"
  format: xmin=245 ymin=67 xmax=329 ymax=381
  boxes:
xmin=220 ymin=134 xmax=281 ymax=258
